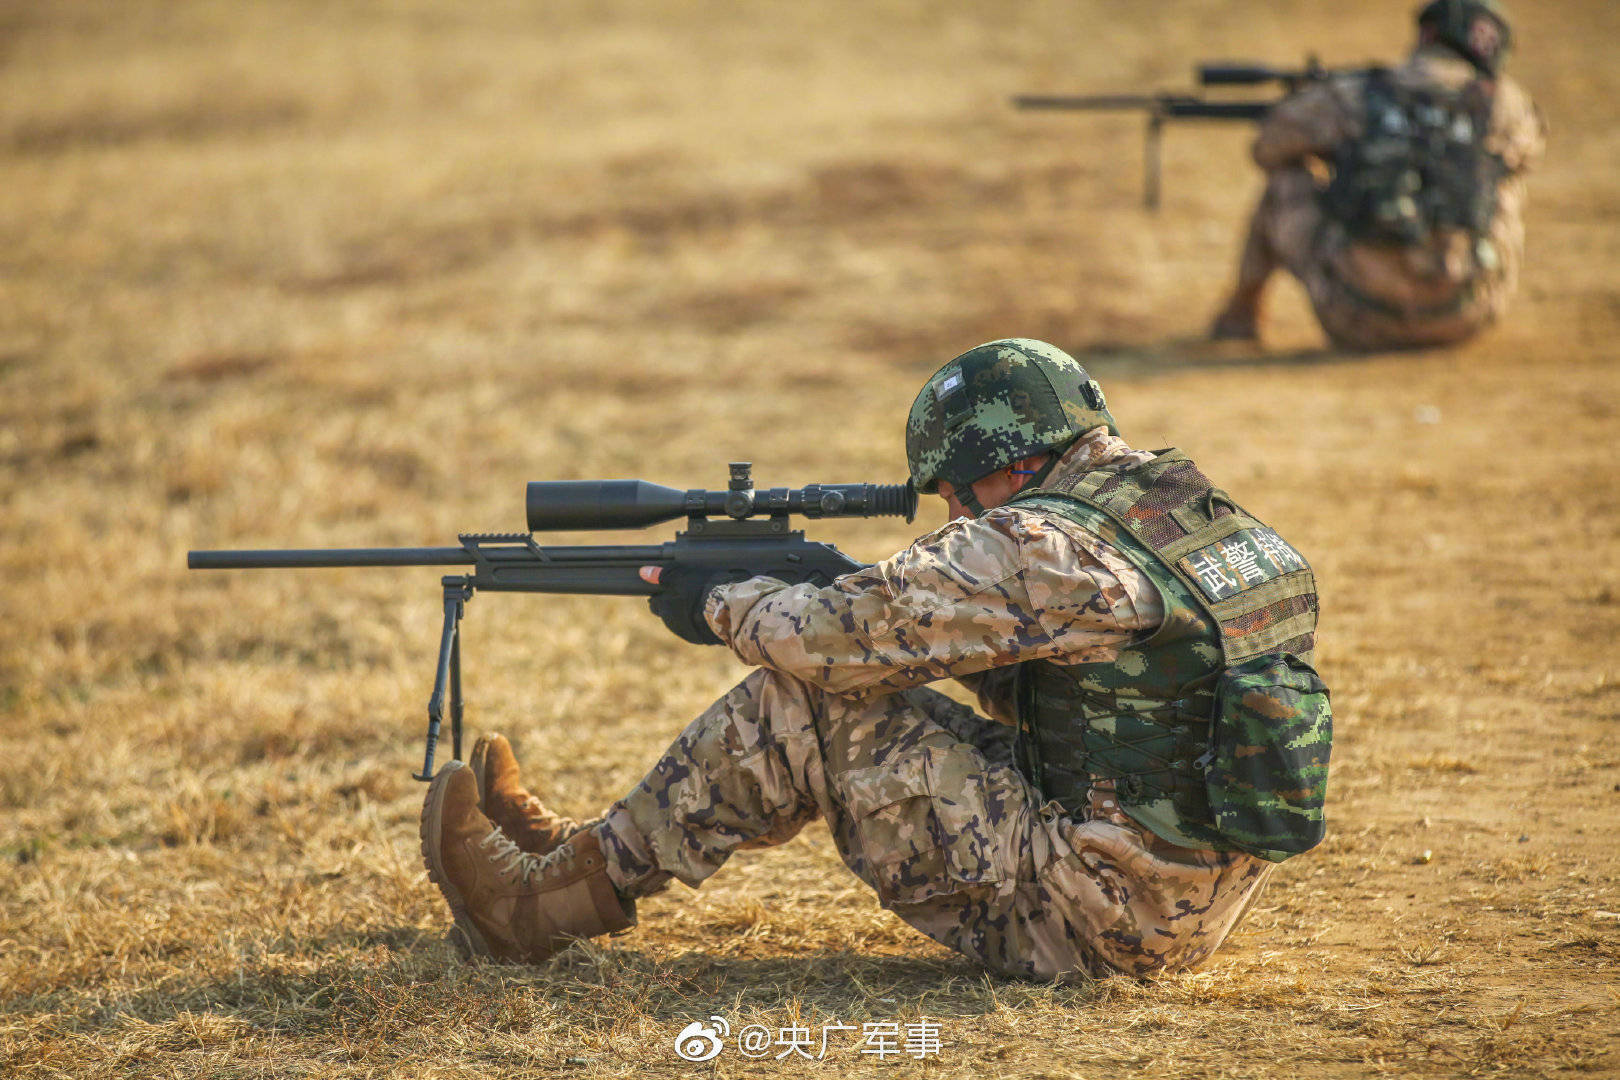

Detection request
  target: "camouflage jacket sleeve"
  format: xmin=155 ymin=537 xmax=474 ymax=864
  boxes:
xmin=1489 ymin=75 xmax=1547 ymax=175
xmin=1251 ymin=76 xmax=1362 ymax=171
xmin=702 ymin=505 xmax=1164 ymax=700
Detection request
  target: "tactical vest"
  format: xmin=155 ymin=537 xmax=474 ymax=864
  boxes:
xmin=1321 ymin=67 xmax=1503 ymax=249
xmin=1010 ymin=450 xmax=1320 ymax=854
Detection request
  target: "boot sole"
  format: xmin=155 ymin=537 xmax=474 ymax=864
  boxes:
xmin=418 ymin=762 xmax=497 ymax=961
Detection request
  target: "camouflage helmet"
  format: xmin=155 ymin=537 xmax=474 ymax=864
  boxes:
xmin=906 ymin=338 xmax=1118 ymax=497
xmin=1416 ymin=0 xmax=1512 ymax=75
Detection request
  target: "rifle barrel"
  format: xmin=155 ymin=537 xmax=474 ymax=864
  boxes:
xmin=1013 ymin=94 xmax=1272 ymax=121
xmin=188 ymin=547 xmax=476 ymax=570
xmin=1160 ymin=100 xmax=1274 ymax=120
xmin=187 ymin=541 xmax=686 ymax=571
xmin=1013 ymin=94 xmax=1163 ymax=110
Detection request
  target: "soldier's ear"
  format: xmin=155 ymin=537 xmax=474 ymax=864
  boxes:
xmin=1009 ymin=452 xmax=1050 ymax=474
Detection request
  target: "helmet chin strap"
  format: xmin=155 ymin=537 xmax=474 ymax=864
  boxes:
xmin=1007 ymin=446 xmax=1068 ymax=495
xmin=1014 ymin=451 xmax=1064 ymax=489
xmin=960 ymin=448 xmax=1067 ymax=518
xmin=956 ymin=485 xmax=987 ymax=517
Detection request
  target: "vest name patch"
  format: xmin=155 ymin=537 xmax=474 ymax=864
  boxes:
xmin=1178 ymin=528 xmax=1308 ymax=602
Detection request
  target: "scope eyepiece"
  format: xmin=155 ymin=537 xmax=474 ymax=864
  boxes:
xmin=799 ymin=482 xmax=916 ymax=521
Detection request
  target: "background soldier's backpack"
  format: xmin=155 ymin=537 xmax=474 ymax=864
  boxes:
xmin=1322 ymin=67 xmax=1504 ymax=247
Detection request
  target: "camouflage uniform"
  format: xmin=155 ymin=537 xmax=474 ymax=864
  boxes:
xmin=1220 ymin=46 xmax=1545 ymax=349
xmin=592 ymin=429 xmax=1274 ymax=980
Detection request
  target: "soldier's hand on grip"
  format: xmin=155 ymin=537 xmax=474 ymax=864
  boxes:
xmin=646 ymin=565 xmax=734 ymax=646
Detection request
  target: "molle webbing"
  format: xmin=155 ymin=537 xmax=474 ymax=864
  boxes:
xmin=1322 ymin=66 xmax=1503 ymax=248
xmin=1036 ymin=451 xmax=1318 ymax=664
xmin=1009 ymin=450 xmax=1320 ymax=851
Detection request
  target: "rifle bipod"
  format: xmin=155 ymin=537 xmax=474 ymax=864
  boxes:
xmin=414 ymin=576 xmax=474 ymax=781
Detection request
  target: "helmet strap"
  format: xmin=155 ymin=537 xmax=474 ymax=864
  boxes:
xmin=958 ymin=446 xmax=1069 ymax=517
xmin=1008 ymin=442 xmax=1071 ymax=495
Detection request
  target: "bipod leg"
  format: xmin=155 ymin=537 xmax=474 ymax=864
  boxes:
xmin=450 ymin=622 xmax=464 ymax=763
xmin=414 ymin=577 xmax=474 ymax=782
xmin=1144 ymin=112 xmax=1164 ymax=212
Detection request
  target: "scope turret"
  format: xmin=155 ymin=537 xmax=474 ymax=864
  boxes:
xmin=526 ymin=465 xmax=916 ymax=532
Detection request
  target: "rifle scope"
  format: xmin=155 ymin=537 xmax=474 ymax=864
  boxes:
xmin=1197 ymin=63 xmax=1288 ymax=86
xmin=527 ymin=462 xmax=916 ymax=531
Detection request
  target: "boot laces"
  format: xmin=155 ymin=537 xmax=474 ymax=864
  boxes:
xmin=479 ymin=828 xmax=574 ymax=886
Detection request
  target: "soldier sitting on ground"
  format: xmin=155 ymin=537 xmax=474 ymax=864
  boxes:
xmin=1210 ymin=0 xmax=1545 ymax=350
xmin=418 ymin=338 xmax=1332 ymax=980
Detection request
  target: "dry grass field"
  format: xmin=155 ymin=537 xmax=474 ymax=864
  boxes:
xmin=3 ymin=0 xmax=1618 ymax=1076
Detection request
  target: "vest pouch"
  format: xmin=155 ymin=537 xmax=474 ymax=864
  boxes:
xmin=1202 ymin=653 xmax=1332 ymax=862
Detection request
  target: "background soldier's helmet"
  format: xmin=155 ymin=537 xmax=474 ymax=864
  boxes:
xmin=1417 ymin=0 xmax=1513 ymax=76
xmin=906 ymin=338 xmax=1118 ymax=496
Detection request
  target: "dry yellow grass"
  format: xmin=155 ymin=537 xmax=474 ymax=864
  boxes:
xmin=2 ymin=0 xmax=1618 ymax=1076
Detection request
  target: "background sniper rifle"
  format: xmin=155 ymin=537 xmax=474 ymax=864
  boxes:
xmin=189 ymin=463 xmax=916 ymax=781
xmin=1014 ymin=58 xmax=1331 ymax=209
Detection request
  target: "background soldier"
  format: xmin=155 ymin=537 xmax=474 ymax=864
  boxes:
xmin=419 ymin=339 xmax=1331 ymax=980
xmin=1210 ymin=0 xmax=1546 ymax=350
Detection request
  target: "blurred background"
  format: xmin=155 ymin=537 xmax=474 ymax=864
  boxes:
xmin=2 ymin=1 xmax=1617 ymax=1075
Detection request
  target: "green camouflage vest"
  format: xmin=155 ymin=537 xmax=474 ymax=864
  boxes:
xmin=1010 ymin=449 xmax=1324 ymax=858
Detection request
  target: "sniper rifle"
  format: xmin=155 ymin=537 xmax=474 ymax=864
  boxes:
xmin=188 ymin=462 xmax=916 ymax=781
xmin=1014 ymin=58 xmax=1335 ymax=209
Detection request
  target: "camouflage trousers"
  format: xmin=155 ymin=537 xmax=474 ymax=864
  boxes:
xmin=1233 ymin=167 xmax=1502 ymax=350
xmin=593 ymin=668 xmax=1271 ymax=980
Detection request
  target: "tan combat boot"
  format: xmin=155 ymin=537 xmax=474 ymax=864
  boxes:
xmin=466 ymin=733 xmax=582 ymax=856
xmin=419 ymin=761 xmax=633 ymax=963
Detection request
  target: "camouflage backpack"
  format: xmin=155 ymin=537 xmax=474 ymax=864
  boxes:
xmin=1321 ymin=67 xmax=1504 ymax=247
